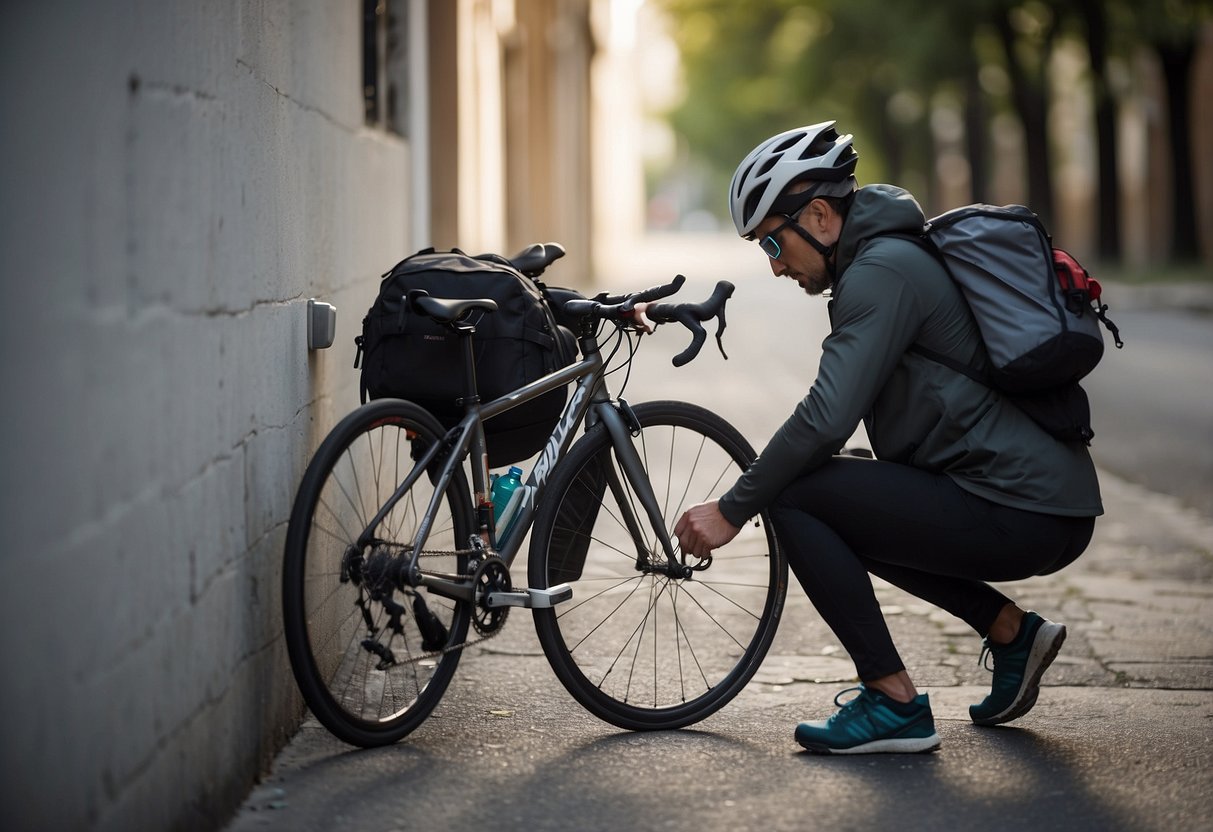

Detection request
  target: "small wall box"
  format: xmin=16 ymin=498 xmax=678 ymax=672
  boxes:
xmin=308 ymin=299 xmax=337 ymax=350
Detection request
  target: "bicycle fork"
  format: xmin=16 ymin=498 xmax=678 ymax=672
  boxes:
xmin=597 ymin=402 xmax=696 ymax=580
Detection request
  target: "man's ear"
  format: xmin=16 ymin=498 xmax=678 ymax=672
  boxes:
xmin=804 ymin=198 xmax=831 ymax=232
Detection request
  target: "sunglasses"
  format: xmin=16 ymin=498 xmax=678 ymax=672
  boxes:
xmin=757 ymin=206 xmax=808 ymax=260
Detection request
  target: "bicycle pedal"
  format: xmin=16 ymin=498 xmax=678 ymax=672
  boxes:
xmin=484 ymin=584 xmax=573 ymax=609
xmin=529 ymin=584 xmax=572 ymax=608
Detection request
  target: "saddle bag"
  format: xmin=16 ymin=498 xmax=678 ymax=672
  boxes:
xmin=355 ymin=248 xmax=577 ymax=467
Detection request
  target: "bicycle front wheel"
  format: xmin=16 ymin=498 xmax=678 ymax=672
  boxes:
xmin=283 ymin=399 xmax=474 ymax=747
xmin=529 ymin=400 xmax=787 ymax=730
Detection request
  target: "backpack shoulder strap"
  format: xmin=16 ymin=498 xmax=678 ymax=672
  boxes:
xmin=907 ymin=342 xmax=989 ymax=386
xmin=876 ymin=229 xmax=942 ymax=263
xmin=867 ymin=230 xmax=992 ymax=387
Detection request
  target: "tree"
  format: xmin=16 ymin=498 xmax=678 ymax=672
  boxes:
xmin=1137 ymin=0 xmax=1210 ymax=262
xmin=990 ymin=0 xmax=1061 ymax=228
xmin=1079 ymin=0 xmax=1123 ymax=261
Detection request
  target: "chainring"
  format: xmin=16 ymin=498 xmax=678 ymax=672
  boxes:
xmin=471 ymin=556 xmax=512 ymax=635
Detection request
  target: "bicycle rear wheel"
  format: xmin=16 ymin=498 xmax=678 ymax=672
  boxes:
xmin=283 ymin=399 xmax=473 ymax=747
xmin=529 ymin=400 xmax=787 ymax=730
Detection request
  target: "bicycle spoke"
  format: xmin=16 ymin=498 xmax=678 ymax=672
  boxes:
xmin=668 ymin=582 xmax=712 ymax=691
xmin=623 ymin=577 xmax=662 ymax=705
xmin=671 ymin=580 xmax=687 ymax=702
xmin=347 ymin=444 xmax=370 ymax=531
xmin=597 ymin=576 xmax=670 ymax=691
xmin=310 ymin=594 xmax=363 ymax=658
xmin=308 ymin=513 xmax=355 ymax=551
xmin=567 ymin=575 xmax=650 ymax=655
xmin=671 ymin=581 xmax=752 ymax=651
xmin=555 ymin=574 xmax=644 ymax=619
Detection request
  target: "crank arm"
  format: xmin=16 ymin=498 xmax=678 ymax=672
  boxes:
xmin=415 ymin=573 xmax=475 ymax=604
xmin=485 ymin=584 xmax=573 ymax=609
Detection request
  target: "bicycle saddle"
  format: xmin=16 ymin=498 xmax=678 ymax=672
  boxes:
xmin=409 ymin=291 xmax=498 ymax=324
xmin=510 ymin=242 xmax=566 ymax=277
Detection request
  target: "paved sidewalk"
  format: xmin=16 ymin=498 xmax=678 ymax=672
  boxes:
xmin=227 ymin=235 xmax=1213 ymax=831
xmin=226 ymin=464 xmax=1213 ymax=831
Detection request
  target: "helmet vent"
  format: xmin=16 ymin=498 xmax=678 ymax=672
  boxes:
xmin=773 ymin=134 xmax=802 ymax=153
xmin=743 ymin=191 xmax=763 ymax=225
xmin=734 ymin=161 xmax=757 ymax=197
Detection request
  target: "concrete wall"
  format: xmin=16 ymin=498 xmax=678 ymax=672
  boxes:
xmin=0 ymin=1 xmax=413 ymax=828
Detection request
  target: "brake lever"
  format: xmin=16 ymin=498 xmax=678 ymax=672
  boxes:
xmin=714 ymin=303 xmax=729 ymax=360
xmin=670 ymin=313 xmax=706 ymax=368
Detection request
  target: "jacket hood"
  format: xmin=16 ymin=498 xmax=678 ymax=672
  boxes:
xmin=835 ymin=184 xmax=927 ymax=276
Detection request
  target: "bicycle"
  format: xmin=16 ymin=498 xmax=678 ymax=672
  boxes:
xmin=282 ymin=244 xmax=789 ymax=747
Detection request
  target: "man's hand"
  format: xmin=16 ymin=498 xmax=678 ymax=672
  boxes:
xmin=673 ymin=500 xmax=741 ymax=559
xmin=631 ymin=301 xmax=655 ymax=334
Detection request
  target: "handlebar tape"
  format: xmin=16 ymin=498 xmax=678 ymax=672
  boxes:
xmin=646 ymin=281 xmax=734 ymax=366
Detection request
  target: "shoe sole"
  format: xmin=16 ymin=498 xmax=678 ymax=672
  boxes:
xmin=798 ymin=733 xmax=942 ymax=755
xmin=972 ymin=621 xmax=1066 ymax=726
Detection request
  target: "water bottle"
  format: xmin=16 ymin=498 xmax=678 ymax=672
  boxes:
xmin=490 ymin=466 xmax=524 ymax=526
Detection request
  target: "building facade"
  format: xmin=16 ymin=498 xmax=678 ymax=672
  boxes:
xmin=0 ymin=1 xmax=642 ymax=829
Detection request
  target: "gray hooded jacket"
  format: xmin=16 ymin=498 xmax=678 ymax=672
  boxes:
xmin=717 ymin=184 xmax=1103 ymax=526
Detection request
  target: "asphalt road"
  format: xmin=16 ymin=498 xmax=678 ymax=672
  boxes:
xmin=1083 ymin=306 xmax=1213 ymax=516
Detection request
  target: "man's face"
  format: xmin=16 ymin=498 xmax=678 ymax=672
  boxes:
xmin=752 ymin=202 xmax=838 ymax=296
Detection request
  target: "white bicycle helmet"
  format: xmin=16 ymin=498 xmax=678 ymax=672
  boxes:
xmin=728 ymin=122 xmax=858 ymax=238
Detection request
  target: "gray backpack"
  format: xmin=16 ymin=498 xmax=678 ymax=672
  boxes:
xmin=897 ymin=204 xmax=1123 ymax=443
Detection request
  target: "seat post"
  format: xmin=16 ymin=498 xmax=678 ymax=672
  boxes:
xmin=453 ymin=321 xmax=480 ymax=411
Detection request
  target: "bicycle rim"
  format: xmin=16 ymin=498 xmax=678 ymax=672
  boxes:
xmin=529 ymin=400 xmax=787 ymax=730
xmin=283 ymin=399 xmax=473 ymax=747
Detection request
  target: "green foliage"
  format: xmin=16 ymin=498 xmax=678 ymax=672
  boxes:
xmin=654 ymin=0 xmax=1210 ymax=224
xmin=657 ymin=0 xmax=983 ymax=204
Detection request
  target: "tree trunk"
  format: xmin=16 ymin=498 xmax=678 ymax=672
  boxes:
xmin=963 ymin=62 xmax=990 ymax=204
xmin=1080 ymin=0 xmax=1121 ymax=261
xmin=870 ymin=89 xmax=905 ymax=186
xmin=1155 ymin=39 xmax=1199 ymax=262
xmin=994 ymin=10 xmax=1056 ymax=227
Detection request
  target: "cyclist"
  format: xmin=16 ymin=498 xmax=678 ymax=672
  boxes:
xmin=672 ymin=122 xmax=1103 ymax=754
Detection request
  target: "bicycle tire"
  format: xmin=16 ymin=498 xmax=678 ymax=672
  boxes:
xmin=283 ymin=398 xmax=474 ymax=747
xmin=529 ymin=400 xmax=787 ymax=730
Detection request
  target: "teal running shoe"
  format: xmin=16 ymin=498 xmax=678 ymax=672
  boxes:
xmin=795 ymin=685 xmax=941 ymax=754
xmin=970 ymin=610 xmax=1066 ymax=726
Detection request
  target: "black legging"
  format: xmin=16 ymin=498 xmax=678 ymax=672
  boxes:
xmin=768 ymin=456 xmax=1095 ymax=681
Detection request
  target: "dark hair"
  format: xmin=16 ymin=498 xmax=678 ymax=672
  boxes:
xmin=819 ymin=193 xmax=854 ymax=220
xmin=773 ymin=181 xmax=855 ymax=221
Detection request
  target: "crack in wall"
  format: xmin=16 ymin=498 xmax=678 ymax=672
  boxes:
xmin=85 ymin=295 xmax=312 ymax=327
xmin=130 ymin=74 xmax=219 ymax=103
xmin=234 ymin=57 xmax=352 ymax=134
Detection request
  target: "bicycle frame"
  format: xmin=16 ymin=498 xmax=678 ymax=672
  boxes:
xmin=357 ymin=325 xmax=683 ymax=605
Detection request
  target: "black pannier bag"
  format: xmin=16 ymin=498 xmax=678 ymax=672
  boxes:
xmin=548 ymin=450 xmax=609 ymax=582
xmin=355 ymin=248 xmax=577 ymax=468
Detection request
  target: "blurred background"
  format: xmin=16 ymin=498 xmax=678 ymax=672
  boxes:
xmin=392 ymin=0 xmax=1213 ymax=278
xmin=0 ymin=2 xmax=1209 ymax=830
xmin=644 ymin=0 xmax=1213 ymax=274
